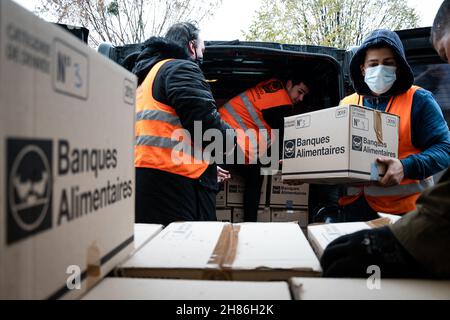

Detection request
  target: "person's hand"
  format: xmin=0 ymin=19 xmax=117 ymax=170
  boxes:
xmin=320 ymin=227 xmax=414 ymax=278
xmin=217 ymin=166 xmax=231 ymax=183
xmin=377 ymin=157 xmax=404 ymax=186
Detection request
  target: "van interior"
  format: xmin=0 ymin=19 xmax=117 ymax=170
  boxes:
xmin=96 ymin=27 xmax=449 ymax=221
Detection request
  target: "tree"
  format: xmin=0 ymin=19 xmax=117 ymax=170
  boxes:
xmin=244 ymin=0 xmax=420 ymax=48
xmin=36 ymin=0 xmax=222 ymax=47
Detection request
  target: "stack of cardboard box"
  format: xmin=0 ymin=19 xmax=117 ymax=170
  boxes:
xmin=0 ymin=0 xmax=137 ymax=299
xmin=216 ymin=170 xmax=309 ymax=225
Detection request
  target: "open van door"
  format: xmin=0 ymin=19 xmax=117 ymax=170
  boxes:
xmin=396 ymin=27 xmax=450 ymax=127
xmin=98 ymin=40 xmax=346 ymax=222
xmin=397 ymin=27 xmax=450 ymax=182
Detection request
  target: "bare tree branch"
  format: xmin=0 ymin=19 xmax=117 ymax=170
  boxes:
xmin=36 ymin=0 xmax=223 ymax=47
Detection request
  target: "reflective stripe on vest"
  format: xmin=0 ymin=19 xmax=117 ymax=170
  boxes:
xmin=239 ymin=93 xmax=271 ymax=138
xmin=222 ymin=102 xmax=259 ymax=161
xmin=134 ymin=59 xmax=209 ymax=178
xmin=345 ymin=177 xmax=434 ymax=197
xmin=219 ymin=78 xmax=292 ymax=162
xmin=136 ymin=110 xmax=182 ymax=127
xmin=339 ymin=86 xmax=434 ymax=214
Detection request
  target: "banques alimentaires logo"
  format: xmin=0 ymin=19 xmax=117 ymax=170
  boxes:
xmin=352 ymin=135 xmax=363 ymax=151
xmin=6 ymin=138 xmax=134 ymax=245
xmin=7 ymin=139 xmax=53 ymax=244
xmin=284 ymin=140 xmax=296 ymax=159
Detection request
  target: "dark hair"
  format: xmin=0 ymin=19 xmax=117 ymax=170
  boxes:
xmin=283 ymin=75 xmax=312 ymax=91
xmin=432 ymin=0 xmax=450 ymax=43
xmin=165 ymin=22 xmax=200 ymax=49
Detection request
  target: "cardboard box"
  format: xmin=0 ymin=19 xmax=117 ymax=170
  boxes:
xmin=282 ymin=105 xmax=399 ymax=184
xmin=271 ymin=209 xmax=308 ymax=228
xmin=216 ymin=209 xmax=232 ymax=223
xmin=232 ymin=208 xmax=271 ymax=223
xmin=216 ymin=182 xmax=227 ymax=208
xmin=290 ymin=278 xmax=450 ymax=300
xmin=83 ymin=278 xmax=292 ymax=300
xmin=307 ymin=218 xmax=394 ymax=258
xmin=226 ymin=172 xmax=267 ymax=208
xmin=257 ymin=207 xmax=271 ymax=222
xmin=269 ymin=171 xmax=309 ymax=209
xmin=117 ymin=222 xmax=322 ymax=281
xmin=378 ymin=212 xmax=402 ymax=223
xmin=232 ymin=208 xmax=245 ymax=223
xmin=0 ymin=1 xmax=136 ymax=299
xmin=133 ymin=224 xmax=164 ymax=255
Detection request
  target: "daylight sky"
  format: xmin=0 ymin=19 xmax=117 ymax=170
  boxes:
xmin=12 ymin=0 xmax=444 ymax=41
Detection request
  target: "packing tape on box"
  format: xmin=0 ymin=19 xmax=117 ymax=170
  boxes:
xmin=374 ymin=110 xmax=384 ymax=144
xmin=366 ymin=217 xmax=392 ymax=228
xmin=86 ymin=242 xmax=102 ymax=289
xmin=207 ymin=224 xmax=240 ymax=269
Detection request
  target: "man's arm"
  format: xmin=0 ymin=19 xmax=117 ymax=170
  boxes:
xmin=389 ymin=169 xmax=450 ymax=278
xmin=401 ymin=89 xmax=450 ymax=180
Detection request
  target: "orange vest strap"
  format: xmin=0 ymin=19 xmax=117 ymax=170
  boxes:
xmin=134 ymin=59 xmax=209 ymax=178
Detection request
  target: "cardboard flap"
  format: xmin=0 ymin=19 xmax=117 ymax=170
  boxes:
xmin=366 ymin=217 xmax=392 ymax=228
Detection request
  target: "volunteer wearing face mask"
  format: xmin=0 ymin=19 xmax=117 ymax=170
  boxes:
xmin=338 ymin=29 xmax=450 ymax=222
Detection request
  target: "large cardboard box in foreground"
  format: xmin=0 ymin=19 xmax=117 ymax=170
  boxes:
xmin=0 ymin=1 xmax=136 ymax=299
xmin=132 ymin=224 xmax=164 ymax=255
xmin=282 ymin=105 xmax=399 ymax=183
xmin=307 ymin=218 xmax=394 ymax=258
xmin=83 ymin=278 xmax=292 ymax=300
xmin=117 ymin=222 xmax=322 ymax=281
xmin=290 ymin=278 xmax=450 ymax=300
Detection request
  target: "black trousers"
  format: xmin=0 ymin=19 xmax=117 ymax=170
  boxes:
xmin=339 ymin=195 xmax=380 ymax=222
xmin=226 ymin=164 xmax=264 ymax=222
xmin=135 ymin=168 xmax=217 ymax=226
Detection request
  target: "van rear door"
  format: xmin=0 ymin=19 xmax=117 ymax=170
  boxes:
xmin=397 ymin=27 xmax=450 ymax=127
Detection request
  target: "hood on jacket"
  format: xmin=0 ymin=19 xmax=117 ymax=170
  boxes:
xmin=123 ymin=37 xmax=191 ymax=86
xmin=349 ymin=29 xmax=414 ymax=97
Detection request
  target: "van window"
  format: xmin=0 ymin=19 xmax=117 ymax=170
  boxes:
xmin=411 ymin=63 xmax=450 ymax=126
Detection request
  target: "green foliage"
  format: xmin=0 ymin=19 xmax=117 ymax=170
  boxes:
xmin=244 ymin=0 xmax=420 ymax=48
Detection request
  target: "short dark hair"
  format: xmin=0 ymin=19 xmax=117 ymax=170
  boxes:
xmin=285 ymin=76 xmax=312 ymax=91
xmin=432 ymin=0 xmax=450 ymax=44
xmin=165 ymin=22 xmax=200 ymax=49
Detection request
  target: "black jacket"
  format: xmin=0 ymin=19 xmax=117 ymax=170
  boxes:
xmin=129 ymin=37 xmax=233 ymax=191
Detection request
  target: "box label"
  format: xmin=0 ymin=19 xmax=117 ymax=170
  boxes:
xmin=53 ymin=39 xmax=89 ymax=100
xmin=284 ymin=136 xmax=346 ymax=160
xmin=7 ymin=138 xmax=53 ymax=244
xmin=123 ymin=78 xmax=135 ymax=105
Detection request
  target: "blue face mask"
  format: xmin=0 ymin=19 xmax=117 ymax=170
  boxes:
xmin=364 ymin=65 xmax=397 ymax=95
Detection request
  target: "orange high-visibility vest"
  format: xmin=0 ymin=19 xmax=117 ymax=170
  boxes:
xmin=135 ymin=59 xmax=209 ymax=179
xmin=219 ymin=78 xmax=292 ymax=163
xmin=339 ymin=86 xmax=434 ymax=214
